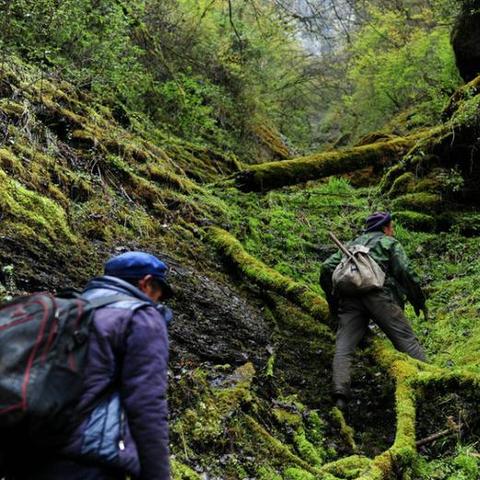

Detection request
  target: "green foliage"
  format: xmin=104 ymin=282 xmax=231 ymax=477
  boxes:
xmin=0 ymin=0 xmax=148 ymax=106
xmin=221 ymin=177 xmax=382 ymax=296
xmin=415 ymin=446 xmax=480 ymax=479
xmin=0 ymin=0 xmax=467 ymax=153
xmin=0 ymin=0 xmax=315 ymax=158
xmin=323 ymin=3 xmax=462 ymax=141
xmin=156 ymin=73 xmax=234 ymax=148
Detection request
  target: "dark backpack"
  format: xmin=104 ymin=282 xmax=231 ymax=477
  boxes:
xmin=0 ymin=291 xmax=127 ymax=439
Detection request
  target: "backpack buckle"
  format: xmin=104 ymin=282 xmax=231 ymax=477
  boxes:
xmin=73 ymin=329 xmax=88 ymax=345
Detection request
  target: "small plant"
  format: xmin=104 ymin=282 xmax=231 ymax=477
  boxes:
xmin=435 ymin=168 xmax=464 ymax=194
xmin=0 ymin=264 xmax=16 ymax=302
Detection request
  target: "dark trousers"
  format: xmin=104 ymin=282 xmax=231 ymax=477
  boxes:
xmin=333 ymin=289 xmax=426 ymax=398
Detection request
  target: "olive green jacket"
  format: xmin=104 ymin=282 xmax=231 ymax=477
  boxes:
xmin=320 ymin=231 xmax=426 ymax=311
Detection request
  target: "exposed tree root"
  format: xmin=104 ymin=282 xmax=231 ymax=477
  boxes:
xmin=209 ymin=227 xmax=480 ymax=479
xmin=208 ymin=226 xmax=329 ymax=322
xmin=244 ymin=415 xmax=325 ymax=476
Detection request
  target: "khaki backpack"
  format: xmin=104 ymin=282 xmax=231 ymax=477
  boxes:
xmin=329 ymin=232 xmax=385 ymax=295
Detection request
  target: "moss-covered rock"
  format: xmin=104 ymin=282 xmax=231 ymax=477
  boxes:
xmin=387 ymin=171 xmax=416 ymax=197
xmin=391 ymin=193 xmax=442 ymax=214
xmin=393 ymin=211 xmax=437 ymax=231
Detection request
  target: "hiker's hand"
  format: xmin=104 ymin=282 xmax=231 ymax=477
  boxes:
xmin=414 ymin=306 xmax=428 ymax=321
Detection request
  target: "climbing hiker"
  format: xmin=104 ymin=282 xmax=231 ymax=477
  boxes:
xmin=1 ymin=251 xmax=173 ymax=480
xmin=320 ymin=212 xmax=427 ymax=410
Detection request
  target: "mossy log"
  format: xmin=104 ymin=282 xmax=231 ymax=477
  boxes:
xmin=234 ymin=133 xmax=437 ymax=192
xmin=208 ymin=226 xmax=329 ymax=322
xmin=391 ymin=193 xmax=443 ymax=214
xmin=442 ymin=74 xmax=480 ymax=119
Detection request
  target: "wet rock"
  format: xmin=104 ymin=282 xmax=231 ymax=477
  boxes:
xmin=168 ymin=263 xmax=270 ymax=367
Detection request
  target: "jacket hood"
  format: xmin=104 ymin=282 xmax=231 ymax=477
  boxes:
xmin=82 ymin=275 xmax=173 ymax=324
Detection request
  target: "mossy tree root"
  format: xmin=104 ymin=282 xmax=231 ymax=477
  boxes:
xmin=208 ymin=226 xmax=329 ymax=322
xmin=355 ymin=345 xmax=419 ymax=480
xmin=209 ymin=228 xmax=480 ymax=479
xmin=358 ymin=344 xmax=480 ymax=480
xmin=234 ymin=134 xmax=435 ymax=192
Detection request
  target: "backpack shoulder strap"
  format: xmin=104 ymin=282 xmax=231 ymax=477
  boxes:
xmin=85 ymin=295 xmax=150 ymax=311
xmin=363 ymin=233 xmax=385 ymax=250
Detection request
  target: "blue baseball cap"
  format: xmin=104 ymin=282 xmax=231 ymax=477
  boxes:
xmin=104 ymin=251 xmax=174 ymax=299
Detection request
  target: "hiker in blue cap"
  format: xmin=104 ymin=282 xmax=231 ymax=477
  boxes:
xmin=320 ymin=212 xmax=427 ymax=411
xmin=5 ymin=251 xmax=173 ymax=480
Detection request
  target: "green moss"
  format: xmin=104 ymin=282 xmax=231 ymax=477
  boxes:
xmin=171 ymin=459 xmax=202 ymax=480
xmin=293 ymin=430 xmax=325 ymax=467
xmin=71 ymin=129 xmax=101 ymax=149
xmin=321 ymin=455 xmax=371 ymax=479
xmin=412 ymin=177 xmax=443 ymax=194
xmin=257 ymin=466 xmax=283 ymax=480
xmin=443 ymin=74 xmax=480 ymax=120
xmin=393 ymin=211 xmax=436 ymax=231
xmin=388 ymin=172 xmax=416 ymax=196
xmin=266 ymin=353 xmax=276 ymax=377
xmin=252 ymin=122 xmax=291 ymax=160
xmin=143 ymin=162 xmax=200 ymax=194
xmin=0 ymin=99 xmax=26 ymax=117
xmin=0 ymin=168 xmax=76 ymax=247
xmin=208 ymin=227 xmax=329 ymax=322
xmin=380 ymin=162 xmax=407 ymax=193
xmin=40 ymin=96 xmax=86 ymax=129
xmin=305 ymin=411 xmax=326 ymax=447
xmin=283 ymin=467 xmax=316 ymax=480
xmin=451 ymin=93 xmax=480 ymax=128
xmin=172 ymin=364 xmax=255 ymax=446
xmin=272 ymin=407 xmax=325 ymax=467
xmin=273 ymin=408 xmax=302 ymax=428
xmin=0 ymin=148 xmax=26 ymax=176
xmin=331 ymin=408 xmax=357 ymax=452
xmin=414 ymin=447 xmax=480 ymax=480
xmin=244 ymin=415 xmax=322 ymax=475
xmin=391 ymin=193 xmax=442 ymax=214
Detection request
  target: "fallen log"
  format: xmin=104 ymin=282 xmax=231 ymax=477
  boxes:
xmin=234 ymin=131 xmax=441 ymax=192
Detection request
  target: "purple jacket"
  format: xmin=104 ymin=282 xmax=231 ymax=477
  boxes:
xmin=63 ymin=276 xmax=171 ymax=480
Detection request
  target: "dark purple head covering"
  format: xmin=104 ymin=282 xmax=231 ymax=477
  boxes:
xmin=365 ymin=212 xmax=392 ymax=233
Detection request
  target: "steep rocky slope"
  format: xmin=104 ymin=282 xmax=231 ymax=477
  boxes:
xmin=2 ymin=44 xmax=480 ymax=480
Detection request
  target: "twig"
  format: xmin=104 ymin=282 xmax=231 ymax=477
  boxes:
xmin=416 ymin=417 xmax=461 ymax=448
